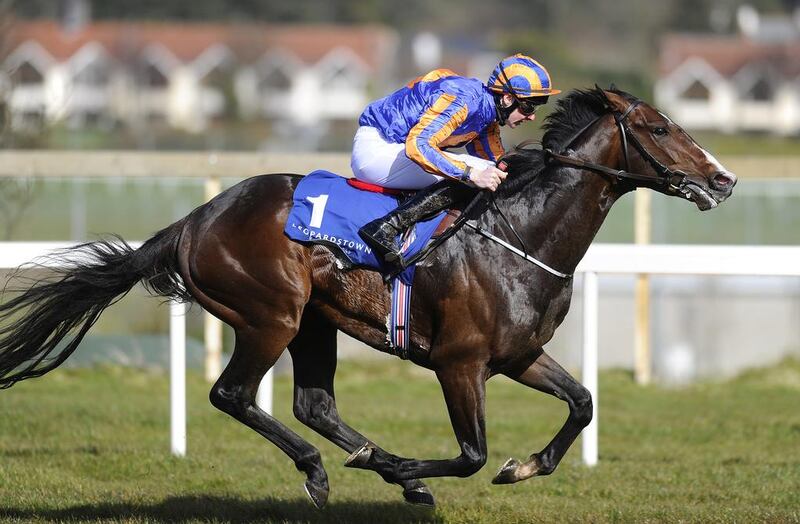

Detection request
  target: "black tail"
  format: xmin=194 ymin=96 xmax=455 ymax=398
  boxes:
xmin=0 ymin=220 xmax=190 ymax=389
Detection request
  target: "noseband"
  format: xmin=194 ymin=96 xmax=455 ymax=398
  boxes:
xmin=544 ymin=100 xmax=689 ymax=195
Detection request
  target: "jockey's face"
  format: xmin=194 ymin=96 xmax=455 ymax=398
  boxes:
xmin=502 ymin=93 xmax=538 ymax=128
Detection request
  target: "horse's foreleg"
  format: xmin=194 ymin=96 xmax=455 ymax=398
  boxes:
xmin=209 ymin=324 xmax=330 ymax=509
xmin=288 ymin=308 xmax=434 ymax=506
xmin=345 ymin=363 xmax=488 ymax=481
xmin=493 ymin=350 xmax=592 ymax=484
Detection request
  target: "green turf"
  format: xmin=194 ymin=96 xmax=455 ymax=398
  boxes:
xmin=1 ymin=359 xmax=799 ymax=523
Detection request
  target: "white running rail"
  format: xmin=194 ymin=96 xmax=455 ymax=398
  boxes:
xmin=574 ymin=243 xmax=800 ymax=467
xmin=3 ymin=242 xmax=800 ymax=463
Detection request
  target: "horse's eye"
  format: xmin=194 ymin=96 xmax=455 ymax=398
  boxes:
xmin=653 ymin=127 xmax=668 ymax=137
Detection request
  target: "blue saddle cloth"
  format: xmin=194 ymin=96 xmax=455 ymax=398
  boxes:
xmin=284 ymin=170 xmax=447 ymax=285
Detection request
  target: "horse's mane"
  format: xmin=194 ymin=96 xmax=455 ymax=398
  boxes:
xmin=496 ymin=86 xmax=635 ymax=197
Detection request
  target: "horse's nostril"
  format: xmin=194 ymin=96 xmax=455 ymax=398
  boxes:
xmin=712 ymin=172 xmax=736 ymax=189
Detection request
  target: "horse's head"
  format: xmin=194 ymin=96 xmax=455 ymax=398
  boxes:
xmin=600 ymin=89 xmax=736 ymax=210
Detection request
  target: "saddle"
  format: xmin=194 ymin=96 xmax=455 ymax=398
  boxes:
xmin=284 ymin=171 xmax=487 ymax=283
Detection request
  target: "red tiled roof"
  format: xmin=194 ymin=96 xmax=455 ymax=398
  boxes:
xmin=3 ymin=20 xmax=397 ymax=69
xmin=660 ymin=33 xmax=800 ymax=78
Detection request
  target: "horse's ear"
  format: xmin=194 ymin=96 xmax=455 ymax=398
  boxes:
xmin=595 ymin=84 xmax=614 ymax=110
xmin=600 ymin=88 xmax=628 ymax=112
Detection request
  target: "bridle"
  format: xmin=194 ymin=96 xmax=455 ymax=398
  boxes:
xmin=467 ymin=96 xmax=697 ymax=280
xmin=544 ymin=98 xmax=691 ymax=196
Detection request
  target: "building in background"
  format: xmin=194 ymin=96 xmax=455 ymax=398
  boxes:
xmin=0 ymin=19 xmax=398 ymax=135
xmin=656 ymin=5 xmax=800 ymax=136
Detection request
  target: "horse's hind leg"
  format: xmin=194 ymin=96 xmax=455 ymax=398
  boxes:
xmin=493 ymin=349 xmax=592 ymax=484
xmin=288 ymin=307 xmax=435 ymax=506
xmin=344 ymin=362 xmax=489 ymax=481
xmin=209 ymin=323 xmax=330 ymax=508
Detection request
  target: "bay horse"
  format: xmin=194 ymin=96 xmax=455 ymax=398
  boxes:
xmin=0 ymin=88 xmax=736 ymax=508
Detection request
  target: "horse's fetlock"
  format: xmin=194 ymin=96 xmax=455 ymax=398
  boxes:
xmin=532 ymin=453 xmax=556 ymax=476
xmin=295 ymin=449 xmax=323 ymax=473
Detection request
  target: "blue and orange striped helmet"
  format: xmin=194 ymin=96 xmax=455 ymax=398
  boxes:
xmin=487 ymin=54 xmax=561 ymax=98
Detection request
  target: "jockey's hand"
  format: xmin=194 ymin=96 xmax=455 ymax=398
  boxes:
xmin=467 ymin=165 xmax=507 ymax=191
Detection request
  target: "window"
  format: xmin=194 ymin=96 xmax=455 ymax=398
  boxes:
xmin=84 ymin=111 xmax=101 ymax=126
xmin=20 ymin=109 xmax=45 ymax=128
xmin=680 ymin=79 xmax=710 ymax=101
xmin=11 ymin=61 xmax=43 ymax=85
xmin=259 ymin=66 xmax=292 ymax=91
xmin=146 ymin=111 xmax=167 ymax=125
xmin=201 ymin=64 xmax=236 ymax=120
xmin=73 ymin=61 xmax=109 ymax=87
xmin=201 ymin=64 xmax=228 ymax=89
xmin=319 ymin=62 xmax=362 ymax=89
xmin=744 ymin=77 xmax=772 ymax=102
xmin=141 ymin=63 xmax=168 ymax=88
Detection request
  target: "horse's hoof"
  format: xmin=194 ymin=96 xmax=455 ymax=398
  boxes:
xmin=403 ymin=485 xmax=435 ymax=507
xmin=344 ymin=443 xmax=374 ymax=468
xmin=304 ymin=479 xmax=329 ymax=509
xmin=492 ymin=457 xmax=521 ymax=485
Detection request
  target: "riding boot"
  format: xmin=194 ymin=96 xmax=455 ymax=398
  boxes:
xmin=359 ymin=179 xmax=471 ymax=269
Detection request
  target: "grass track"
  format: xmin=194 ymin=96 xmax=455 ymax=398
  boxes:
xmin=1 ymin=359 xmax=799 ymax=523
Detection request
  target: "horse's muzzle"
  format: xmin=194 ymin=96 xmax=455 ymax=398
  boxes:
xmin=710 ymin=171 xmax=737 ymax=193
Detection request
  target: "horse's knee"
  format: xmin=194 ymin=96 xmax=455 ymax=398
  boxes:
xmin=572 ymin=386 xmax=593 ymax=427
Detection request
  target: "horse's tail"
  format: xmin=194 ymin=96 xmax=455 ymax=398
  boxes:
xmin=0 ymin=219 xmax=190 ymax=389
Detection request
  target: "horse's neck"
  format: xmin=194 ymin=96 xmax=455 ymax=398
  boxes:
xmin=500 ymin=127 xmax=626 ymax=274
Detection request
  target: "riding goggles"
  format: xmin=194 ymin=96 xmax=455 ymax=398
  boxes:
xmin=498 ymin=67 xmax=548 ymax=116
xmin=516 ymin=99 xmax=541 ymax=116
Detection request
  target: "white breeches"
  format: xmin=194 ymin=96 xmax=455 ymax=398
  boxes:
xmin=350 ymin=126 xmax=495 ymax=189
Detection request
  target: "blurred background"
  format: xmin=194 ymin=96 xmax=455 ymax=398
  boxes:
xmin=0 ymin=0 xmax=799 ymax=384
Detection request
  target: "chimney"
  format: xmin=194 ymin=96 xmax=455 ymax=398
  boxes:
xmin=412 ymin=32 xmax=441 ymax=72
xmin=737 ymin=4 xmax=760 ymax=38
xmin=60 ymin=0 xmax=91 ymax=35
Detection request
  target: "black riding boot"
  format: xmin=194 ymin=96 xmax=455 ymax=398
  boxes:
xmin=359 ymin=180 xmax=470 ymax=269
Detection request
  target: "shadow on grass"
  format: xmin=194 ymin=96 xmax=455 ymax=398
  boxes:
xmin=0 ymin=494 xmax=443 ymax=523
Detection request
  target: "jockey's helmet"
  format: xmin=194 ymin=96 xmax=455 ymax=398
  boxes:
xmin=487 ymin=54 xmax=561 ymax=99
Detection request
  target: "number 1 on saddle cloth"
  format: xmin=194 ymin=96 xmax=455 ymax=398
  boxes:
xmin=283 ymin=170 xmax=449 ymax=285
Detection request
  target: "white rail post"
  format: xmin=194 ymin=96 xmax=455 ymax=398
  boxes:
xmin=204 ymin=174 xmax=224 ymax=382
xmin=170 ymin=300 xmax=187 ymax=457
xmin=203 ymin=312 xmax=222 ymax=382
xmin=582 ymin=271 xmax=599 ymax=466
xmin=634 ymin=190 xmax=653 ymax=385
xmin=256 ymin=369 xmax=274 ymax=415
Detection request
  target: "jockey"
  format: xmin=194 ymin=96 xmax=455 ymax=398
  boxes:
xmin=354 ymin=53 xmax=561 ymax=269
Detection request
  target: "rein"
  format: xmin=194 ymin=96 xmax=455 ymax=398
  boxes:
xmin=464 ymin=217 xmax=572 ymax=279
xmin=469 ymin=96 xmax=689 ymax=280
xmin=544 ymin=100 xmax=690 ymax=194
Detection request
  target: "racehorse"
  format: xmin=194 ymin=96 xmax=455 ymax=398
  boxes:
xmin=0 ymin=87 xmax=736 ymax=508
